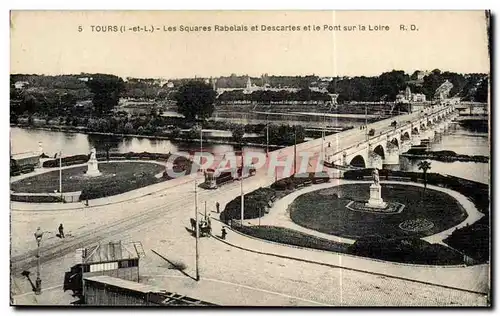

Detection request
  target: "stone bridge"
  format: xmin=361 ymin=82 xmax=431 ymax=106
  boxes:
xmin=319 ymin=104 xmax=458 ymax=169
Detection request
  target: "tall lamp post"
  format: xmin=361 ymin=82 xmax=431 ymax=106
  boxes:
xmin=34 ymin=227 xmax=43 ymax=295
xmin=266 ymin=112 xmax=270 ymax=157
xmin=59 ymin=151 xmax=62 ymax=201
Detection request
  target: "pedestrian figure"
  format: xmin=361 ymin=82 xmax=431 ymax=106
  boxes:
xmin=221 ymin=227 xmax=227 ymax=240
xmin=216 ymin=201 xmax=220 ymax=213
xmin=58 ymin=224 xmax=65 ymax=238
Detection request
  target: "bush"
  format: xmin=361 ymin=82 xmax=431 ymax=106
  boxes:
xmin=348 ymin=237 xmax=464 ymax=265
xmin=42 ymin=154 xmax=89 ymax=168
xmin=444 ymin=215 xmax=489 ymax=263
xmin=11 ymin=194 xmax=63 ymax=203
xmin=221 ymin=187 xmax=276 ymax=222
xmin=79 ymin=173 xmax=158 ymax=201
xmin=271 ymin=172 xmax=330 ymax=190
xmin=235 ymin=225 xmax=349 ymax=253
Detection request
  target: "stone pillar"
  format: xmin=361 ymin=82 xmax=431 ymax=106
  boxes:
xmin=421 ymin=129 xmax=435 ymax=142
xmin=411 ymin=134 xmax=421 ymax=146
xmin=401 ymin=140 xmax=412 ymax=153
xmin=368 ymin=152 xmax=383 ymax=169
xmin=384 ymin=143 xmax=399 ymax=165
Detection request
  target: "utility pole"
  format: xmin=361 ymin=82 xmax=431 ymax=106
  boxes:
xmin=34 ymin=228 xmax=43 ymax=295
xmin=365 ymin=106 xmax=368 ymax=140
xmin=200 ymin=127 xmax=203 ymax=172
xmin=293 ymin=127 xmax=297 ymax=177
xmin=240 ymin=151 xmax=244 ymax=226
xmin=266 ymin=113 xmax=269 ymax=157
xmin=59 ymin=150 xmax=62 ymax=201
xmin=194 ymin=180 xmax=200 ymax=281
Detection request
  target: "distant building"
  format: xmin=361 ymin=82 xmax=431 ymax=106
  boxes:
xmin=395 ymin=86 xmax=426 ymax=103
xmin=434 ymin=80 xmax=454 ymax=100
xmin=404 ymin=86 xmax=412 ymax=100
xmin=14 ymin=81 xmax=29 ymax=89
xmin=75 ymin=100 xmax=93 ymax=109
xmin=411 ymin=93 xmax=426 ymax=102
xmin=411 ymin=70 xmax=429 ymax=81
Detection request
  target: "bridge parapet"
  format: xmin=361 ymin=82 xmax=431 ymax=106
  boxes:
xmin=311 ymin=104 xmax=454 ymax=167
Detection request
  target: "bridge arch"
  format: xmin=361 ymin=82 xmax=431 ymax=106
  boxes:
xmin=390 ymin=138 xmax=399 ymax=147
xmin=349 ymin=155 xmax=366 ymax=168
xmin=373 ymin=144 xmax=385 ymax=159
xmin=412 ymin=127 xmax=419 ymax=134
xmin=402 ymin=131 xmax=410 ymax=140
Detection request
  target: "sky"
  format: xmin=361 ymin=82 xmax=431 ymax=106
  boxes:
xmin=10 ymin=11 xmax=490 ymax=79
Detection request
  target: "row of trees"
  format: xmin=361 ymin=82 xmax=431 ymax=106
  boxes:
xmin=327 ymin=70 xmax=409 ymax=102
xmin=217 ymin=88 xmax=332 ymax=104
xmin=326 ymin=70 xmax=488 ymax=103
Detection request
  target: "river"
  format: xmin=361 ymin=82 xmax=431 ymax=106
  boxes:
xmin=10 ymin=127 xmax=265 ymax=159
xmin=389 ymin=123 xmax=489 ymax=184
xmin=10 ymin=122 xmax=489 ymax=184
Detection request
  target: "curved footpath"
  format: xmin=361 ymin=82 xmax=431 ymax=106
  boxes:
xmin=210 ymin=213 xmax=488 ymax=295
xmin=244 ymin=180 xmax=484 ymax=246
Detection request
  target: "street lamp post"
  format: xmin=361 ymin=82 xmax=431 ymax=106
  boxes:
xmin=194 ymin=180 xmax=200 ymax=281
xmin=266 ymin=115 xmax=269 ymax=157
xmin=240 ymin=151 xmax=244 ymax=226
xmin=34 ymin=227 xmax=43 ymax=295
xmin=59 ymin=151 xmax=62 ymax=201
xmin=293 ymin=127 xmax=297 ymax=177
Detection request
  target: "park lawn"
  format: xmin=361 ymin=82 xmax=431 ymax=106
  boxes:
xmin=11 ymin=162 xmax=166 ymax=193
xmin=289 ymin=183 xmax=467 ymax=239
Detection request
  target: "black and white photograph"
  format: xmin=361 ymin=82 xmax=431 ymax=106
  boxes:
xmin=8 ymin=10 xmax=491 ymax=306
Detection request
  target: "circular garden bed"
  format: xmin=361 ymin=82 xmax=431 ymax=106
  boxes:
xmin=289 ymin=183 xmax=467 ymax=239
xmin=11 ymin=162 xmax=167 ymax=202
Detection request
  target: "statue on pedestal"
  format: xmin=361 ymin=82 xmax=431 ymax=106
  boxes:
xmin=86 ymin=147 xmax=101 ymax=177
xmin=365 ymin=167 xmax=386 ymax=209
xmin=90 ymin=147 xmax=97 ymax=161
xmin=372 ymin=168 xmax=380 ymax=185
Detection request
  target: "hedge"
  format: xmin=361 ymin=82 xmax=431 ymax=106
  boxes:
xmin=10 ymin=194 xmax=63 ymax=203
xmin=79 ymin=174 xmax=159 ymax=201
xmin=235 ymin=225 xmax=349 ymax=253
xmin=443 ymin=216 xmax=490 ymax=263
xmin=10 ymin=164 xmax=35 ymax=176
xmin=43 ymin=154 xmax=89 ymax=168
xmin=347 ymin=236 xmax=464 ymax=265
xmin=221 ymin=187 xmax=277 ymax=222
xmin=271 ymin=172 xmax=330 ymax=191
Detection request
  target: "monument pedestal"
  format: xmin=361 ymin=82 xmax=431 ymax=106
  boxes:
xmin=86 ymin=158 xmax=101 ymax=177
xmin=365 ymin=184 xmax=387 ymax=209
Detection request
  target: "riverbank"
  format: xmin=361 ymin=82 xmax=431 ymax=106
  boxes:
xmin=10 ymin=124 xmax=285 ymax=150
xmin=401 ymin=150 xmax=489 ymax=163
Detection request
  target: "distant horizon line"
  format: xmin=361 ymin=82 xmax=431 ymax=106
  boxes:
xmin=10 ymin=69 xmax=489 ymax=80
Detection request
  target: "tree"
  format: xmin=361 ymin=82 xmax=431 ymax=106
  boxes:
xmin=417 ymin=160 xmax=432 ymax=190
xmin=175 ymin=81 xmax=216 ymax=122
xmin=230 ymin=124 xmax=245 ymax=143
xmin=474 ymin=78 xmax=489 ymax=103
xmin=86 ymin=74 xmax=125 ymax=115
xmin=123 ymin=122 xmax=134 ymax=134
